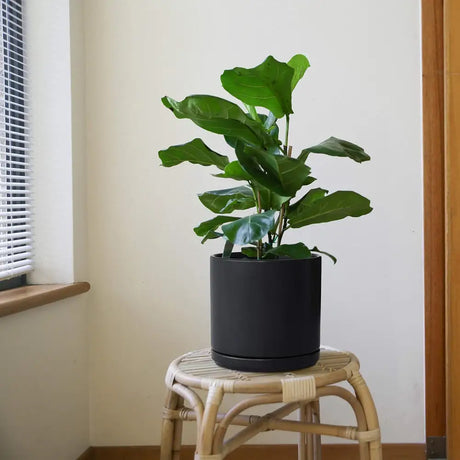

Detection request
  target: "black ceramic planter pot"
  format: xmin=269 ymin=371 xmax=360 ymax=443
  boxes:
xmin=210 ymin=253 xmax=322 ymax=372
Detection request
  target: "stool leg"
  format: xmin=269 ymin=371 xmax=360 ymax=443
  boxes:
xmin=311 ymin=399 xmax=322 ymax=460
xmin=172 ymin=397 xmax=184 ymax=460
xmin=197 ymin=384 xmax=225 ymax=458
xmin=348 ymin=372 xmax=382 ymax=460
xmin=298 ymin=401 xmax=321 ymax=460
xmin=298 ymin=403 xmax=307 ymax=460
xmin=161 ymin=390 xmax=181 ymax=460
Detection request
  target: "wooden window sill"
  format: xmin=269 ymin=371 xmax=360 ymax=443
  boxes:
xmin=0 ymin=282 xmax=90 ymax=318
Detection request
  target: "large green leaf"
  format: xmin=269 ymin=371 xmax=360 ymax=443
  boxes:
xmin=221 ymin=56 xmax=294 ymax=118
xmin=257 ymin=185 xmax=290 ymax=211
xmin=214 ymin=161 xmax=252 ymax=181
xmin=162 ymin=95 xmax=274 ymax=148
xmin=236 ymin=144 xmax=312 ymax=197
xmin=222 ymin=210 xmax=276 ymax=245
xmin=193 ymin=215 xmax=239 ymax=237
xmin=158 ymin=138 xmax=229 ymax=170
xmin=300 ymin=137 xmax=370 ymax=163
xmin=287 ymin=54 xmax=310 ymax=90
xmin=224 ymin=113 xmax=280 ymax=151
xmin=288 ymin=190 xmax=372 ymax=228
xmin=264 ymin=242 xmax=312 ymax=259
xmin=198 ymin=186 xmax=255 ymax=214
xmin=289 ymin=188 xmax=328 ymax=213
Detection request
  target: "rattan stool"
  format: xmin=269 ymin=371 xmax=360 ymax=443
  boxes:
xmin=160 ymin=348 xmax=382 ymax=460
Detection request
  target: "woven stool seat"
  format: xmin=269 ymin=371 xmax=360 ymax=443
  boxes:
xmin=166 ymin=347 xmax=358 ymax=395
xmin=160 ymin=347 xmax=382 ymax=460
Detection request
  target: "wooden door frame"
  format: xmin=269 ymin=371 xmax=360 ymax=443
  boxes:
xmin=423 ymin=0 xmax=460 ymax=457
xmin=422 ymin=0 xmax=446 ymax=452
xmin=444 ymin=0 xmax=460 ymax=457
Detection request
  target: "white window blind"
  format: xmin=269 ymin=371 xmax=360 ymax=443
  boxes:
xmin=0 ymin=0 xmax=31 ymax=280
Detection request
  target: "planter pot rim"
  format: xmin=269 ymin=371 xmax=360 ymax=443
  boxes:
xmin=211 ymin=252 xmax=321 ymax=263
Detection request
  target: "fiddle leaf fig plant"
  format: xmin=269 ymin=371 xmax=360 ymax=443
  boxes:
xmin=158 ymin=54 xmax=372 ymax=261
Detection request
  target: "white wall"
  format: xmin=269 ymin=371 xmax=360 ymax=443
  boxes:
xmin=0 ymin=298 xmax=89 ymax=460
xmin=0 ymin=1 xmax=90 ymax=459
xmin=84 ymin=0 xmax=424 ymax=445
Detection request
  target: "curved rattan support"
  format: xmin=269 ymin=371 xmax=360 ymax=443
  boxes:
xmin=212 ymin=393 xmax=283 ymax=452
xmin=317 ymin=385 xmax=369 ymax=460
xmin=171 ymin=383 xmax=204 ymax=439
xmin=198 ymin=383 xmax=225 ymax=455
xmin=348 ymin=371 xmax=382 ymax=460
xmin=222 ymin=402 xmax=301 ymax=457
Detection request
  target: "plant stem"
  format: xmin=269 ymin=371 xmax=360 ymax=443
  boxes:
xmin=256 ymin=188 xmax=262 ymax=259
xmin=277 ymin=126 xmax=293 ymax=245
xmin=284 ymin=115 xmax=290 ymax=155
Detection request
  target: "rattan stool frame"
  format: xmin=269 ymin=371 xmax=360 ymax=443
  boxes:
xmin=160 ymin=348 xmax=382 ymax=460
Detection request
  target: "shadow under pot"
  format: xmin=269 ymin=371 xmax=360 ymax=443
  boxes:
xmin=210 ymin=253 xmax=322 ymax=373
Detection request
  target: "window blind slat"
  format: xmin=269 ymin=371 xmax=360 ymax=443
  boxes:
xmin=0 ymin=0 xmax=31 ymax=281
xmin=0 ymin=234 xmax=30 ymax=247
xmin=0 ymin=243 xmax=29 ymax=255
xmin=0 ymin=264 xmax=32 ymax=279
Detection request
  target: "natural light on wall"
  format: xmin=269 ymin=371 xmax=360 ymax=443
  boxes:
xmin=0 ymin=0 xmax=31 ymax=281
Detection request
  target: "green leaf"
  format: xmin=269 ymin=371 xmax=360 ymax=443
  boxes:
xmin=224 ymin=113 xmax=280 ymax=150
xmin=301 ymin=137 xmax=370 ymax=163
xmin=241 ymin=246 xmax=258 ymax=258
xmin=264 ymin=242 xmax=312 ymax=259
xmin=311 ymin=246 xmax=337 ymax=264
xmin=287 ymin=54 xmax=310 ymax=90
xmin=200 ymin=231 xmax=222 ymax=244
xmin=162 ymin=95 xmax=274 ymax=148
xmin=221 ymin=56 xmax=294 ymax=118
xmin=289 ymin=188 xmax=328 ymax=213
xmin=222 ymin=210 xmax=276 ymax=245
xmin=236 ymin=143 xmax=312 ymax=196
xmin=257 ymin=185 xmax=290 ymax=211
xmin=214 ymin=161 xmax=252 ymax=181
xmin=194 ymin=215 xmax=240 ymax=237
xmin=198 ymin=186 xmax=255 ymax=214
xmin=288 ymin=190 xmax=372 ymax=228
xmin=264 ymin=112 xmax=277 ymax=131
xmin=159 ymin=138 xmax=229 ymax=170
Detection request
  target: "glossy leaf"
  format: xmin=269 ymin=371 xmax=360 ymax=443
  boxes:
xmin=194 ymin=215 xmax=239 ymax=237
xmin=225 ymin=113 xmax=280 ymax=150
xmin=236 ymin=144 xmax=312 ymax=196
xmin=257 ymin=185 xmax=290 ymax=211
xmin=200 ymin=230 xmax=222 ymax=244
xmin=221 ymin=56 xmax=294 ymax=118
xmin=264 ymin=242 xmax=312 ymax=259
xmin=300 ymin=137 xmax=370 ymax=163
xmin=159 ymin=138 xmax=229 ymax=170
xmin=222 ymin=210 xmax=276 ymax=245
xmin=264 ymin=111 xmax=277 ymax=131
xmin=288 ymin=190 xmax=372 ymax=228
xmin=311 ymin=246 xmax=337 ymax=264
xmin=214 ymin=161 xmax=252 ymax=181
xmin=162 ymin=95 xmax=274 ymax=148
xmin=287 ymin=54 xmax=310 ymax=90
xmin=289 ymin=188 xmax=328 ymax=213
xmin=198 ymin=186 xmax=255 ymax=214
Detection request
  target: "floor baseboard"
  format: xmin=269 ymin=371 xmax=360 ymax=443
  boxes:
xmin=81 ymin=443 xmax=426 ymax=460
